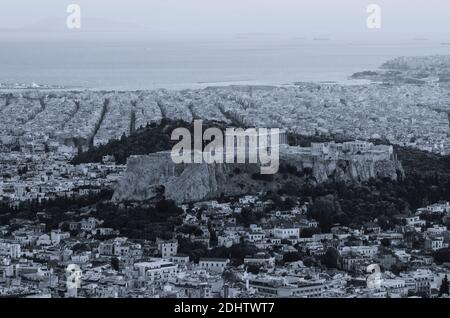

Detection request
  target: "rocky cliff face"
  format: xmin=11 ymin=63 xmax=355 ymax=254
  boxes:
xmin=113 ymin=151 xmax=404 ymax=204
xmin=313 ymin=158 xmax=404 ymax=183
xmin=112 ymin=152 xmax=275 ymax=204
xmin=281 ymin=153 xmax=404 ymax=184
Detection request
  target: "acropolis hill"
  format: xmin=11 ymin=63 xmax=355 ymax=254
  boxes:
xmin=112 ymin=140 xmax=403 ymax=204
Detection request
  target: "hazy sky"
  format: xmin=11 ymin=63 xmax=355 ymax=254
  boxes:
xmin=1 ymin=0 xmax=450 ymax=40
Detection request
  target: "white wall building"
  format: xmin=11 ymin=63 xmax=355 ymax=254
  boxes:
xmin=198 ymin=258 xmax=230 ymax=273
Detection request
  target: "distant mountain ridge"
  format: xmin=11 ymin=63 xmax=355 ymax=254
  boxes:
xmin=1 ymin=16 xmax=150 ymax=33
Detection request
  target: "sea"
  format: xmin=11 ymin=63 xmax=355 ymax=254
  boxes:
xmin=1 ymin=33 xmax=450 ymax=91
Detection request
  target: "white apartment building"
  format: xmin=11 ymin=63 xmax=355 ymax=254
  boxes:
xmin=157 ymin=239 xmax=178 ymax=259
xmin=134 ymin=259 xmax=178 ymax=283
xmin=198 ymin=258 xmax=230 ymax=273
xmin=273 ymin=228 xmax=300 ymax=240
xmin=340 ymin=245 xmax=378 ymax=258
xmin=244 ymin=253 xmax=276 ymax=268
xmin=0 ymin=242 xmax=21 ymax=259
xmin=425 ymin=236 xmax=444 ymax=251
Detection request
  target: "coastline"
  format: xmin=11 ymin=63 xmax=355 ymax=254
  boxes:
xmin=0 ymin=77 xmax=373 ymax=93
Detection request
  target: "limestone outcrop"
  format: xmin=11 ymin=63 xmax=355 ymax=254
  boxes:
xmin=112 ymin=142 xmax=404 ymax=204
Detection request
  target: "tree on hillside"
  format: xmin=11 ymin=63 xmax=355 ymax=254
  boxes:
xmin=111 ymin=257 xmax=120 ymax=271
xmin=439 ymin=275 xmax=449 ymax=296
xmin=308 ymin=197 xmax=337 ymax=232
xmin=321 ymin=247 xmax=339 ymax=269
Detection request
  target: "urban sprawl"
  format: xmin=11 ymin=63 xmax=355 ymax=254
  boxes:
xmin=1 ymin=56 xmax=450 ymax=298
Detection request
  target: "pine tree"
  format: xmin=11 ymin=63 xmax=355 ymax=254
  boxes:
xmin=439 ymin=275 xmax=449 ymax=296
